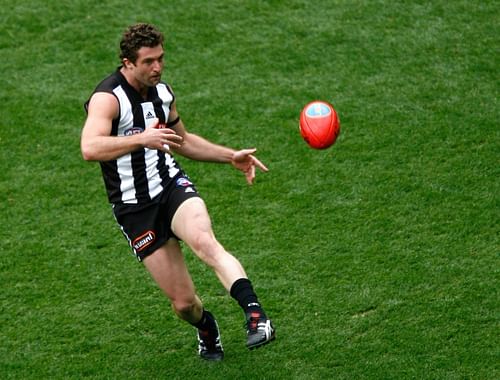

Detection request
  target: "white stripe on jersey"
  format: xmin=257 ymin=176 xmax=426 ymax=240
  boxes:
xmin=117 ymin=154 xmax=137 ymax=203
xmin=113 ymin=86 xmax=138 ymax=204
xmin=114 ymin=86 xmax=134 ymax=136
xmin=141 ymin=102 xmax=164 ymax=200
xmin=156 ymin=83 xmax=173 ymax=117
xmin=145 ymin=148 xmax=163 ymax=200
xmin=141 ymin=102 xmax=157 ymax=128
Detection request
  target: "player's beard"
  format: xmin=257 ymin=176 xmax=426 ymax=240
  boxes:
xmin=149 ymin=71 xmax=162 ymax=86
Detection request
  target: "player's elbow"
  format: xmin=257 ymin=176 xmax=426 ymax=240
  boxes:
xmin=81 ymin=150 xmax=95 ymax=162
xmin=81 ymin=141 xmax=98 ymax=161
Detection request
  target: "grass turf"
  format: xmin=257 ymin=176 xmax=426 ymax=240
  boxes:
xmin=0 ymin=0 xmax=498 ymax=379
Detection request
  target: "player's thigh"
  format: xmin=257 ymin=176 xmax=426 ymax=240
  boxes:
xmin=142 ymin=238 xmax=196 ymax=302
xmin=171 ymin=197 xmax=216 ymax=247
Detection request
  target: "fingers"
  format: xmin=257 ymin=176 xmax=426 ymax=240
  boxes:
xmin=232 ymin=148 xmax=257 ymax=161
xmin=239 ymin=148 xmax=257 ymax=156
xmin=245 ymin=165 xmax=256 ymax=185
xmin=251 ymin=155 xmax=269 ymax=172
xmin=143 ymin=126 xmax=183 ymax=151
xmin=232 ymin=148 xmax=269 ymax=184
xmin=160 ymin=130 xmax=183 ymax=150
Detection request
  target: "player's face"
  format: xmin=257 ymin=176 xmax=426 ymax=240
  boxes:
xmin=132 ymin=45 xmax=164 ymax=87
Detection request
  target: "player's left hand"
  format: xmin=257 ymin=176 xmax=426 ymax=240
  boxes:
xmin=231 ymin=148 xmax=268 ymax=185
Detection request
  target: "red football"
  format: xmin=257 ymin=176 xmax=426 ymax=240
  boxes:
xmin=299 ymin=101 xmax=340 ymax=149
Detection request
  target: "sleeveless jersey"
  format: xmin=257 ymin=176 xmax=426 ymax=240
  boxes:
xmin=85 ymin=69 xmax=182 ymax=204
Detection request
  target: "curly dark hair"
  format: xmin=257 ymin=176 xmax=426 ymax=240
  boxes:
xmin=119 ymin=23 xmax=164 ymax=63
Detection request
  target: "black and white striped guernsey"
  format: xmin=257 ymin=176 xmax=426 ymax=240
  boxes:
xmin=85 ymin=69 xmax=182 ymax=205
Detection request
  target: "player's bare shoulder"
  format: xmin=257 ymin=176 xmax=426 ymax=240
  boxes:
xmin=87 ymin=92 xmax=120 ymax=120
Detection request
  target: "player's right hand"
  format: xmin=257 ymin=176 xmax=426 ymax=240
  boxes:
xmin=141 ymin=124 xmax=183 ymax=152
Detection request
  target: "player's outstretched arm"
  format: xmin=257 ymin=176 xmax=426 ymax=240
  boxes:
xmin=168 ymin=98 xmax=268 ymax=184
xmin=231 ymin=148 xmax=268 ymax=185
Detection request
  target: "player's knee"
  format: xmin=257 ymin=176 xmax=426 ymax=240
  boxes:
xmin=191 ymin=233 xmax=222 ymax=263
xmin=172 ymin=298 xmax=197 ymax=317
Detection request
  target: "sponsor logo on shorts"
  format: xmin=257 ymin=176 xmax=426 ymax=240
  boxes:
xmin=133 ymin=230 xmax=156 ymax=252
xmin=176 ymin=177 xmax=193 ymax=187
xmin=124 ymin=127 xmax=144 ymax=136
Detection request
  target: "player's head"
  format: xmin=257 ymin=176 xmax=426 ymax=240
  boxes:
xmin=120 ymin=23 xmax=164 ymax=64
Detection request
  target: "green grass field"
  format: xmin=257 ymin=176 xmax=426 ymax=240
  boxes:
xmin=1 ymin=0 xmax=498 ymax=379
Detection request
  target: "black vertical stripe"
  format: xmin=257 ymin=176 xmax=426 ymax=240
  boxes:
xmin=150 ymin=86 xmax=166 ymax=123
xmin=102 ymin=160 xmax=121 ymax=202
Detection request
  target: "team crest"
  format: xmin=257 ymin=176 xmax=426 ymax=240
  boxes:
xmin=176 ymin=177 xmax=193 ymax=187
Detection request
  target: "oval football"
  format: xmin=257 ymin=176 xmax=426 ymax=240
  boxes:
xmin=299 ymin=101 xmax=340 ymax=149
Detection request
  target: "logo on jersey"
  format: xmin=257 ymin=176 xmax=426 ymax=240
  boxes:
xmin=176 ymin=177 xmax=196 ymax=193
xmin=124 ymin=127 xmax=144 ymax=136
xmin=145 ymin=111 xmax=155 ymax=119
xmin=176 ymin=177 xmax=193 ymax=187
xmin=132 ymin=230 xmax=156 ymax=252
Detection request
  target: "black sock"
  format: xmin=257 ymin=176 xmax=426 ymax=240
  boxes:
xmin=190 ymin=309 xmax=217 ymax=332
xmin=230 ymin=278 xmax=265 ymax=315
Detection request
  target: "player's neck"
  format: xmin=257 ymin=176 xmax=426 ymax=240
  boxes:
xmin=120 ymin=67 xmax=148 ymax=99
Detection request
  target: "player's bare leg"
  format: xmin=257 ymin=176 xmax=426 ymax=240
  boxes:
xmin=172 ymin=197 xmax=275 ymax=349
xmin=143 ymin=240 xmax=202 ymax=322
xmin=171 ymin=197 xmax=247 ymax=290
xmin=143 ymin=240 xmax=223 ymax=360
